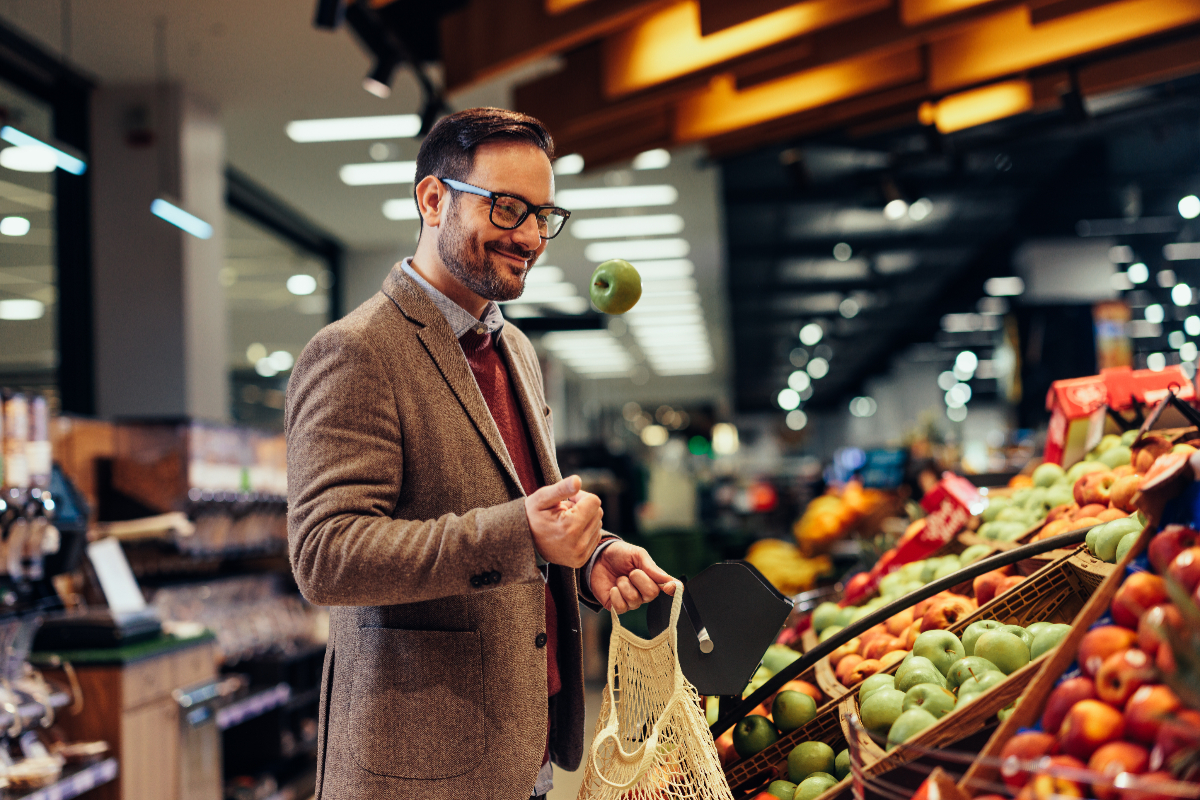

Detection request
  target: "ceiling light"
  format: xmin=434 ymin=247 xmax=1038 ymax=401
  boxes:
xmin=711 ymin=422 xmax=738 ymax=455
xmin=786 ymin=409 xmax=808 ymax=431
xmin=627 ymin=313 xmax=704 ymax=327
xmin=641 ymin=424 xmax=669 ymax=446
xmin=908 ymin=198 xmax=933 ymax=220
xmin=952 ymin=382 xmax=972 ymax=403
xmin=256 ymin=358 xmax=279 ymax=377
xmin=515 ymin=284 xmax=579 ymax=303
xmin=553 ymin=154 xmax=585 ymax=176
xmin=1169 ymin=330 xmax=1186 ymax=349
xmin=1173 ymin=284 xmax=1193 ymax=306
xmin=1111 ymin=272 xmax=1134 ymax=291
xmin=945 ymin=389 xmax=965 ymax=409
xmin=286 ymin=114 xmax=421 ymax=142
xmin=150 ymin=198 xmax=213 ymax=239
xmin=849 ymin=396 xmax=877 ymax=417
xmin=1183 ymin=342 xmax=1199 ymax=362
xmin=883 ymin=199 xmax=908 ymax=220
xmin=832 ymin=242 xmax=852 ymax=261
xmin=246 ymin=343 xmax=267 ymax=363
xmin=0 ymin=126 xmax=86 ymax=174
xmin=1165 ymin=243 xmax=1200 ymax=260
xmin=525 ymin=266 xmax=564 ymax=284
xmin=340 ymin=161 xmax=417 ymax=186
xmin=1145 ymin=303 xmax=1165 ymax=324
xmin=839 ymin=298 xmax=860 ymax=318
xmin=1147 ymin=352 xmax=1167 ymax=371
xmin=0 ymin=145 xmax=56 ymax=173
xmin=1158 ymin=269 xmax=1177 ymax=288
xmin=0 ymin=299 xmax=44 ymax=320
xmin=788 ymin=371 xmax=811 ymax=392
xmin=984 ymin=276 xmax=1024 ymax=296
xmin=268 ymin=350 xmax=294 ymax=371
xmin=641 ymin=278 xmax=697 ymax=294
xmin=978 ymin=296 xmax=1008 ymax=314
xmin=570 ymin=214 xmax=684 ymax=239
xmin=632 ymin=149 xmax=671 ymax=170
xmin=807 ymin=357 xmax=829 ymax=379
xmin=1109 ymin=245 xmax=1134 ymax=263
xmin=955 ymin=351 xmax=978 ymax=373
xmin=923 ymin=80 xmax=1032 ymax=134
xmin=287 ymin=274 xmax=318 ymax=296
xmin=1187 ymin=315 xmax=1200 ymax=336
xmin=554 ymin=185 xmax=678 ymax=210
xmin=382 ymin=198 xmax=420 ymax=220
xmin=799 ymin=323 xmax=823 ymax=346
xmin=1180 ymin=195 xmax=1200 ymax=220
xmin=1128 ymin=262 xmax=1149 ymax=283
xmin=584 ymin=238 xmax=689 ymax=262
xmin=630 ymin=259 xmax=694 ymax=279
xmin=778 ymin=388 xmax=801 ymax=410
xmin=0 ymin=216 xmax=30 ymax=236
xmin=947 ymin=405 xmax=967 ymax=422
xmin=952 ymin=364 xmax=973 ymax=381
xmin=790 ymin=348 xmax=809 ymax=368
xmin=938 ymin=371 xmax=957 ymax=391
xmin=547 ymin=297 xmax=590 ymax=314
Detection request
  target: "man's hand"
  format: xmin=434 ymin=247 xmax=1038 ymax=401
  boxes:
xmin=526 ymin=475 xmax=604 ymax=569
xmin=589 ymin=541 xmax=676 ymax=613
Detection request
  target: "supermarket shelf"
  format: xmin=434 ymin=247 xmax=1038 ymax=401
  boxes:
xmin=0 ymin=691 xmax=73 ymax=731
xmin=217 ymin=683 xmax=291 ymax=731
xmin=11 ymin=757 xmax=119 ymax=800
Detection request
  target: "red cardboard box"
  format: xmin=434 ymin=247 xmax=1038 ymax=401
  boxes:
xmin=1101 ymin=365 xmax=1194 ymax=409
xmin=1044 ymin=375 xmax=1109 ymax=466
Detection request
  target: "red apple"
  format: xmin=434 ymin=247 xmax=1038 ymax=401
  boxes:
xmin=1088 ymin=741 xmax=1150 ymax=800
xmin=1126 ymin=685 xmax=1181 ymax=745
xmin=1096 ymin=649 xmax=1155 ymax=707
xmin=1151 ymin=708 xmax=1200 ymax=771
xmin=1119 ymin=770 xmax=1179 ymax=800
xmin=1079 ymin=627 xmax=1139 ymax=676
xmin=1076 ymin=503 xmax=1110 ymax=520
xmin=1167 ymin=547 xmax=1200 ymax=593
xmin=974 ymin=571 xmax=1007 ymax=605
xmin=1000 ymin=731 xmax=1058 ymax=788
xmin=1133 ymin=435 xmax=1173 ymax=474
xmin=997 ymin=574 xmax=1026 ymax=597
xmin=1043 ymin=677 xmax=1098 ymax=735
xmin=1112 ymin=573 xmax=1169 ymax=629
xmin=1097 ymin=508 xmax=1130 ymax=522
xmin=879 ymin=649 xmax=908 ymax=670
xmin=921 ymin=595 xmax=975 ymax=632
xmin=1015 ymin=755 xmax=1088 ymax=800
xmin=1046 ymin=503 xmax=1078 ymax=523
xmin=1136 ymin=605 xmax=1182 ymax=661
xmin=1111 ymin=474 xmax=1144 ymax=513
xmin=1147 ymin=526 xmax=1198 ymax=574
xmin=1076 ymin=471 xmax=1118 ymax=507
xmin=862 ymin=635 xmax=905 ymax=661
xmin=1059 ymin=699 xmax=1125 ymax=760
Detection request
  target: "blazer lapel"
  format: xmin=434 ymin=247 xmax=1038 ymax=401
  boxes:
xmin=498 ymin=333 xmax=562 ymax=486
xmin=382 ymin=266 xmax=525 ymax=494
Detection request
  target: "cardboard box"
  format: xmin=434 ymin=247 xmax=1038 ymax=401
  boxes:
xmin=1044 ymin=375 xmax=1109 ymax=466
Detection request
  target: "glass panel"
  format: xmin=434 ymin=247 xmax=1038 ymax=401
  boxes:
xmin=0 ymin=78 xmax=57 ymax=401
xmin=224 ymin=210 xmax=332 ymax=430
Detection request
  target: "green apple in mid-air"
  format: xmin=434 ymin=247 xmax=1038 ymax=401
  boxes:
xmin=589 ymin=259 xmax=642 ymax=314
xmin=913 ymin=630 xmax=966 ymax=677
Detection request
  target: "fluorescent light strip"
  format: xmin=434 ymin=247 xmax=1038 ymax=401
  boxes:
xmin=525 ymin=266 xmax=564 ymax=284
xmin=382 ymin=198 xmax=420 ymax=220
xmin=1165 ymin=243 xmax=1200 ymax=261
xmin=632 ymin=149 xmax=671 ymax=170
xmin=340 ymin=161 xmax=417 ymax=186
xmin=641 ymin=278 xmax=697 ymax=293
xmin=585 ymin=238 xmax=690 ymax=262
xmin=546 ymin=297 xmax=590 ymax=314
xmin=570 ymin=214 xmax=684 ymax=240
xmin=555 ymin=185 xmax=678 ymax=210
xmin=627 ymin=316 xmax=705 ymax=328
xmin=286 ymin=114 xmax=422 ymax=142
xmin=0 ymin=126 xmax=86 ymax=175
xmin=512 ymin=284 xmax=578 ymax=302
xmin=150 ymin=198 xmax=213 ymax=239
xmin=630 ymin=259 xmax=694 ymax=279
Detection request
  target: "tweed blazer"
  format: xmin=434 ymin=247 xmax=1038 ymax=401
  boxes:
xmin=285 ymin=264 xmax=589 ymax=800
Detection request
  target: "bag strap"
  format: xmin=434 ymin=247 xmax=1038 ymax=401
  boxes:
xmin=588 ymin=581 xmax=685 ymax=790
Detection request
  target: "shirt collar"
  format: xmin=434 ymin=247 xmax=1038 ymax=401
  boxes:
xmin=401 ymin=258 xmax=505 ymax=339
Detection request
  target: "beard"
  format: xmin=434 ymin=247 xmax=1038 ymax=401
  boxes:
xmin=437 ymin=201 xmax=538 ymax=302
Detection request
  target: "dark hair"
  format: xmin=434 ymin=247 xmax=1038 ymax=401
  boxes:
xmin=413 ymin=107 xmax=554 ymax=225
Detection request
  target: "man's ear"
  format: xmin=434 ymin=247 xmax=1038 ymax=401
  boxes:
xmin=415 ymin=175 xmax=449 ymax=229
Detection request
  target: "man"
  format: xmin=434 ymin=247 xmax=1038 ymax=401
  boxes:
xmin=285 ymin=107 xmax=675 ymax=800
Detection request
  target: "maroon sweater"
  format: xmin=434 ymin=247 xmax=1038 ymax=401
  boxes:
xmin=460 ymin=329 xmax=561 ymax=760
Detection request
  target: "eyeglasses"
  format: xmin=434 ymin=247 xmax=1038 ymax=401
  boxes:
xmin=439 ymin=177 xmax=571 ymax=239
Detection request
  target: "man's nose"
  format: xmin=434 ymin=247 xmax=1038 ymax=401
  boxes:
xmin=511 ymin=212 xmax=543 ymax=251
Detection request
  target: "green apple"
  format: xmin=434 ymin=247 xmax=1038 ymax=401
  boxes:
xmin=959 ymin=544 xmax=992 ymax=567
xmin=903 ymin=684 xmax=957 ymax=719
xmin=913 ymin=630 xmax=966 ymax=677
xmin=773 ymin=690 xmax=817 ymax=733
xmin=982 ymin=497 xmax=1011 ymax=522
xmin=933 ymin=560 xmax=961 ymax=580
xmin=1099 ymin=445 xmax=1132 ymax=468
xmin=1029 ymin=623 xmax=1072 ymax=660
xmin=1121 ymin=429 xmax=1139 ymax=446
xmin=998 ymin=703 xmax=1015 ymax=722
xmin=858 ymin=673 xmax=896 ymax=705
xmin=895 ymin=655 xmax=935 ymax=684
xmin=1000 ymin=625 xmax=1034 ymax=651
xmin=946 ymin=657 xmax=1001 ymax=691
xmin=812 ymin=602 xmax=841 ymax=633
xmin=788 ymin=741 xmax=835 ymax=784
xmin=1066 ymin=460 xmax=1108 ymax=483
xmin=732 ymin=714 xmax=779 ymax=757
xmin=1115 ymin=531 xmax=1139 ymax=564
xmin=1024 ymin=621 xmax=1054 ymax=639
xmin=1046 ymin=484 xmax=1075 ymax=509
xmin=835 ymin=607 xmax=856 ymax=627
xmin=766 ymin=780 xmax=797 ymax=800
xmin=1093 ymin=518 xmax=1143 ymax=562
xmin=958 ymin=670 xmax=1006 ymax=698
xmin=835 ymin=748 xmax=851 ymax=780
xmin=887 ymin=708 xmax=937 ymax=749
xmin=818 ymin=625 xmax=844 ymax=643
xmin=589 ymin=259 xmax=642 ymax=314
xmin=1094 ymin=433 xmax=1122 ymax=454
xmin=896 ymin=663 xmax=947 ymax=692
xmin=973 ymin=630 xmax=1030 ymax=674
xmin=1032 ymin=462 xmax=1065 ymax=487
xmin=962 ymin=620 xmax=1004 ymax=657
xmin=796 ymin=773 xmax=839 ymax=800
xmin=860 ymin=688 xmax=906 ymax=735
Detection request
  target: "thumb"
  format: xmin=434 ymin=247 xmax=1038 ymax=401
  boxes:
xmin=534 ymin=475 xmax=582 ymax=509
xmin=637 ymin=552 xmax=676 ymax=588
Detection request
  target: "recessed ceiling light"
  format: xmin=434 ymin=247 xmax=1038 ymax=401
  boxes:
xmin=883 ymin=199 xmax=908 ymax=220
xmin=0 ymin=145 xmax=56 ymax=173
xmin=1180 ymin=195 xmax=1200 ymax=220
xmin=632 ymin=149 xmax=671 ymax=170
xmin=341 ymin=161 xmax=417 ymax=186
xmin=0 ymin=216 xmax=30 ymax=236
xmin=286 ymin=114 xmax=421 ymax=142
xmin=554 ymin=154 xmax=585 ymax=175
xmin=0 ymin=126 xmax=86 ymax=174
xmin=555 ymin=185 xmax=678 ymax=210
xmin=570 ymin=214 xmax=684 ymax=240
xmin=984 ymin=276 xmax=1024 ymax=296
xmin=382 ymin=198 xmax=420 ymax=220
xmin=0 ymin=299 xmax=44 ymax=320
xmin=287 ymin=274 xmax=318 ymax=296
xmin=584 ymin=238 xmax=689 ymax=262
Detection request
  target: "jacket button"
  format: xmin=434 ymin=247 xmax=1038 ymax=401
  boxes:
xmin=489 ymin=570 xmax=501 ymax=583
xmin=470 ymin=576 xmax=482 ymax=588
xmin=535 ymin=633 xmax=547 ymax=648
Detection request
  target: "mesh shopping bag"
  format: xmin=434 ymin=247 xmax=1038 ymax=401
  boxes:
xmin=576 ymin=582 xmax=734 ymax=800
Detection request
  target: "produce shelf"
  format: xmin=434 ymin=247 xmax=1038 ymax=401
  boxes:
xmin=216 ymin=682 xmax=291 ymax=731
xmin=10 ymin=757 xmax=118 ymax=800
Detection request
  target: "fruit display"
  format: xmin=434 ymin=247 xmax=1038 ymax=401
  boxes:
xmin=792 ymin=480 xmax=896 ymax=557
xmin=744 ymin=538 xmax=833 ymax=597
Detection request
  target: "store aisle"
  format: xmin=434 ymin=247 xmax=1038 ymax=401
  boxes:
xmin=547 ymin=686 xmax=604 ymax=798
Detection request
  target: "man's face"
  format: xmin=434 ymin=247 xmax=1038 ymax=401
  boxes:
xmin=437 ymin=141 xmax=553 ymax=302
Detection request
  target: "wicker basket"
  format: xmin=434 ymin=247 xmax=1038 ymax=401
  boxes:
xmin=830 ymin=548 xmax=1116 ymax=778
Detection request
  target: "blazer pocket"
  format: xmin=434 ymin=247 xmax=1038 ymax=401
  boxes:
xmin=349 ymin=627 xmax=486 ymax=779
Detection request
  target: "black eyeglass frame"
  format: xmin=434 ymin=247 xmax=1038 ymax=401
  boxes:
xmin=438 ymin=177 xmax=571 ymax=239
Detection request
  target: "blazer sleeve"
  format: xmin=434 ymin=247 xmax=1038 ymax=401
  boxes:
xmin=285 ymin=324 xmax=543 ymax=608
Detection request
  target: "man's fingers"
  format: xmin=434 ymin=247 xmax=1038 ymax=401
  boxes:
xmin=608 ymin=586 xmax=628 ymax=614
xmin=636 ymin=552 xmax=676 ymax=587
xmin=628 ymin=569 xmax=659 ymax=601
xmin=617 ymin=576 xmax=641 ymax=607
xmin=534 ymin=475 xmax=582 ymax=509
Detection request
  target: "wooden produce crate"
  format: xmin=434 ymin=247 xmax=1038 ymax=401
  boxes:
xmin=723 ymin=694 xmax=852 ymax=800
xmin=828 ymin=549 xmax=1118 ymax=779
